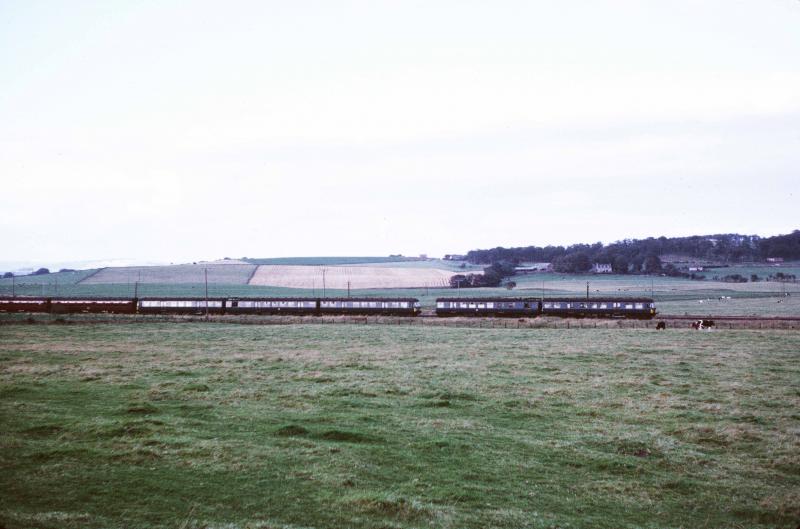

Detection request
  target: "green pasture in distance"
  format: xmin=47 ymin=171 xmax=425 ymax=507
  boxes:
xmin=1 ymin=324 xmax=798 ymax=529
xmin=0 ymin=269 xmax=98 ymax=288
xmin=695 ymin=263 xmax=800 ymax=280
xmin=81 ymin=264 xmax=256 ymax=286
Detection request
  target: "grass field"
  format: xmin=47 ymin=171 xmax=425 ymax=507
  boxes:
xmin=1 ymin=324 xmax=798 ymax=528
xmin=695 ymin=264 xmax=800 ymax=281
xmin=80 ymin=264 xmax=257 ymax=286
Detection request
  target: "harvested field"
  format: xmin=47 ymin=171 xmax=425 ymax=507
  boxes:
xmin=248 ymin=265 xmax=461 ymax=289
xmin=80 ymin=264 xmax=256 ymax=285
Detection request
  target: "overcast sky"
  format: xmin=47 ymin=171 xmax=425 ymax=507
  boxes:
xmin=1 ymin=0 xmax=799 ymax=265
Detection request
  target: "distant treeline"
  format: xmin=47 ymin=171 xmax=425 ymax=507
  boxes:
xmin=465 ymin=230 xmax=800 ymax=275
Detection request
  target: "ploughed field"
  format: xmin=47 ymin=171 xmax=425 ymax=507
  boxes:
xmin=1 ymin=324 xmax=798 ymax=529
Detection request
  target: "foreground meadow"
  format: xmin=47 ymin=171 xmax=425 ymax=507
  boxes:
xmin=1 ymin=324 xmax=798 ymax=529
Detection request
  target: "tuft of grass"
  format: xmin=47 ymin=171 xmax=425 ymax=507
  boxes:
xmin=125 ymin=402 xmax=159 ymax=414
xmin=274 ymin=425 xmax=309 ymax=437
xmin=315 ymin=430 xmax=380 ymax=443
xmin=343 ymin=493 xmax=432 ymax=521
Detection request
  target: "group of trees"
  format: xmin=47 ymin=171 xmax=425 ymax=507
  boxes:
xmin=1 ymin=267 xmax=76 ymax=279
xmin=453 ymin=230 xmax=799 ymax=288
xmin=1 ymin=268 xmax=49 ymax=278
xmin=465 ymin=231 xmax=800 ymax=273
xmin=450 ymin=262 xmax=516 ymax=288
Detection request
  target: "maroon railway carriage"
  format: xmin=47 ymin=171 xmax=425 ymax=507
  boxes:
xmin=49 ymin=297 xmax=137 ymax=314
xmin=0 ymin=296 xmax=51 ymax=313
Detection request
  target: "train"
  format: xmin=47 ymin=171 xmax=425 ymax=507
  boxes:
xmin=0 ymin=296 xmax=656 ymax=319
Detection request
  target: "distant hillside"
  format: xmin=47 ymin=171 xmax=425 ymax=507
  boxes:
xmin=466 ymin=230 xmax=800 ymax=274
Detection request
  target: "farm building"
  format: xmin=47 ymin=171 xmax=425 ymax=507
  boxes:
xmin=515 ymin=263 xmax=552 ymax=274
xmin=591 ymin=263 xmax=612 ymax=273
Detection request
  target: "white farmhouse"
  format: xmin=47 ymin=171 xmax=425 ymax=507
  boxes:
xmin=591 ymin=263 xmax=612 ymax=274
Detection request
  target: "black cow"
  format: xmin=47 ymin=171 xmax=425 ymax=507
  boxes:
xmin=656 ymin=321 xmax=666 ymax=330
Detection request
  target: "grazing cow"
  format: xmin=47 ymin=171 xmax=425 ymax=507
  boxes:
xmin=691 ymin=319 xmax=715 ymax=330
xmin=656 ymin=321 xmax=666 ymax=330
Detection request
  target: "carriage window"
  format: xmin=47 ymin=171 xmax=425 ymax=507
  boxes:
xmin=635 ymin=303 xmax=643 ymax=309
xmin=487 ymin=302 xmax=494 ymax=309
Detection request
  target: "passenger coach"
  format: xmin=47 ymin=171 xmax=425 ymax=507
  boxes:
xmin=541 ymin=297 xmax=655 ymax=319
xmin=0 ymin=296 xmax=51 ymax=313
xmin=49 ymin=297 xmax=137 ymax=314
xmin=226 ymin=298 xmax=318 ymax=315
xmin=435 ymin=298 xmax=539 ymax=317
xmin=319 ymin=297 xmax=420 ymax=316
xmin=137 ymin=297 xmax=226 ymax=315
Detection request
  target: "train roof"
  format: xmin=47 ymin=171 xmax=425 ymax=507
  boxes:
xmin=0 ymin=296 xmax=135 ymax=301
xmin=436 ymin=297 xmax=531 ymax=302
xmin=226 ymin=296 xmax=418 ymax=301
xmin=436 ymin=296 xmax=655 ymax=303
xmin=226 ymin=297 xmax=317 ymax=301
xmin=321 ymin=297 xmax=419 ymax=302
xmin=49 ymin=297 xmax=135 ymax=301
xmin=0 ymin=296 xmax=48 ymax=300
xmin=138 ymin=296 xmax=228 ymax=301
xmin=544 ymin=297 xmax=654 ymax=302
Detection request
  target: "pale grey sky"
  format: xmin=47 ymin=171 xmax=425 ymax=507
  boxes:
xmin=1 ymin=1 xmax=798 ymax=265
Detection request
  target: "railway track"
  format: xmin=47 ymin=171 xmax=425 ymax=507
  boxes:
xmin=658 ymin=314 xmax=800 ymax=322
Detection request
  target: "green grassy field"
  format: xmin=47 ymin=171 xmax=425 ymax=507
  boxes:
xmin=80 ymin=264 xmax=257 ymax=286
xmin=695 ymin=264 xmax=800 ymax=281
xmin=1 ymin=324 xmax=798 ymax=529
